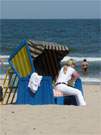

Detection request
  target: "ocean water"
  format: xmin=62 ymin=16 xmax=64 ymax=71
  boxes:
xmin=0 ymin=19 xmax=101 ymax=82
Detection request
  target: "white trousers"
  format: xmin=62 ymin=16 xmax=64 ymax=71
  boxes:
xmin=55 ymin=84 xmax=86 ymax=106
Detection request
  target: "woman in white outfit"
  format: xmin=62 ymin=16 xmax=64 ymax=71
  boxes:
xmin=55 ymin=59 xmax=86 ymax=106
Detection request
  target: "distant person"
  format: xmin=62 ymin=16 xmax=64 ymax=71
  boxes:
xmin=81 ymin=59 xmax=88 ymax=75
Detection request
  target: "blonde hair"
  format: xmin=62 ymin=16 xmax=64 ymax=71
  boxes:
xmin=65 ymin=59 xmax=76 ymax=66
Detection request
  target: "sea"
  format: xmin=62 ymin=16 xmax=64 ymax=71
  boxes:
xmin=0 ymin=19 xmax=101 ymax=83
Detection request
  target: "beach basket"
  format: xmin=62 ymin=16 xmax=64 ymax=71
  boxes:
xmin=8 ymin=39 xmax=54 ymax=104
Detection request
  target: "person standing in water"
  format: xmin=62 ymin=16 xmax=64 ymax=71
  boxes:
xmin=81 ymin=59 xmax=88 ymax=75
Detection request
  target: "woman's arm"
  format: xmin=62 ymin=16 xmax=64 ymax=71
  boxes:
xmin=68 ymin=70 xmax=80 ymax=87
xmin=72 ymin=71 xmax=80 ymax=80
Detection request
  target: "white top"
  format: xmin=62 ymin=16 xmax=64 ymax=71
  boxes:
xmin=56 ymin=66 xmax=75 ymax=84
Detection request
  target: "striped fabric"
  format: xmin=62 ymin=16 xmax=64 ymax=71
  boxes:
xmin=28 ymin=40 xmax=69 ymax=58
xmin=28 ymin=40 xmax=69 ymax=79
xmin=11 ymin=46 xmax=32 ymax=77
xmin=28 ymin=40 xmax=45 ymax=58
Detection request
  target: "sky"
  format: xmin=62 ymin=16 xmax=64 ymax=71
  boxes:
xmin=0 ymin=0 xmax=101 ymax=19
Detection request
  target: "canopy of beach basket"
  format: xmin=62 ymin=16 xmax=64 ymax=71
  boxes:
xmin=28 ymin=40 xmax=69 ymax=79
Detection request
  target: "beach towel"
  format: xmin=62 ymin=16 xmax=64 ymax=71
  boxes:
xmin=28 ymin=72 xmax=43 ymax=93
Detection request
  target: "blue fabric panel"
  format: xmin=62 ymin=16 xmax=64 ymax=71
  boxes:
xmin=16 ymin=76 xmax=54 ymax=105
xmin=54 ymin=97 xmax=64 ymax=105
xmin=74 ymin=78 xmax=83 ymax=96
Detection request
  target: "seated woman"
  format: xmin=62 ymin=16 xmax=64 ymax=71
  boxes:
xmin=54 ymin=59 xmax=86 ymax=106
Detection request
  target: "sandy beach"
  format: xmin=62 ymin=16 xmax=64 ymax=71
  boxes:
xmin=0 ymin=83 xmax=101 ymax=135
xmin=0 ymin=3 xmax=100 ymax=135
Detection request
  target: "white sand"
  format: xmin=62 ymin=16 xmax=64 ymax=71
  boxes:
xmin=0 ymin=84 xmax=101 ymax=135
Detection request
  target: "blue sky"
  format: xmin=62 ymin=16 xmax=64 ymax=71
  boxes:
xmin=0 ymin=0 xmax=101 ymax=19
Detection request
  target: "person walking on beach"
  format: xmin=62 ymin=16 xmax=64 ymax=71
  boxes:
xmin=55 ymin=59 xmax=86 ymax=106
xmin=81 ymin=59 xmax=88 ymax=75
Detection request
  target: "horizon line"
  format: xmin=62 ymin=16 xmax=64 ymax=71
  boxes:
xmin=0 ymin=18 xmax=101 ymax=20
